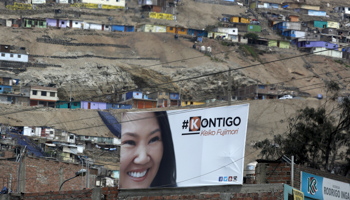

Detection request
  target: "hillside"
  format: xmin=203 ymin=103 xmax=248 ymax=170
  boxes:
xmin=0 ymin=98 xmax=336 ymax=169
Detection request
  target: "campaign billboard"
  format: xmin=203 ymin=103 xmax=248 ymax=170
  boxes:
xmin=119 ymin=104 xmax=249 ymax=188
xmin=300 ymin=171 xmax=350 ymax=200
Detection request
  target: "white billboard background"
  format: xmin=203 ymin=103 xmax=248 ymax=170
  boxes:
xmin=322 ymin=177 xmax=350 ymax=200
xmin=167 ymin=104 xmax=249 ymax=186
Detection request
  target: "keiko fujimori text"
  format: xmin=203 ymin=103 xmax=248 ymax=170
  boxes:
xmin=200 ymin=128 xmax=239 ymax=136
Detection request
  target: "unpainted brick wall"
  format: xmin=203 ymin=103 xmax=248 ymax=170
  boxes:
xmin=20 ymin=189 xmax=94 ymax=200
xmin=0 ymin=159 xmax=19 ymax=193
xmin=24 ymin=156 xmax=97 ymax=193
xmin=0 ymin=156 xmax=98 ymax=193
xmin=121 ymin=192 xmax=283 ymax=200
xmin=12 ymin=186 xmax=283 ymax=200
xmin=256 ymin=162 xmax=350 ymax=188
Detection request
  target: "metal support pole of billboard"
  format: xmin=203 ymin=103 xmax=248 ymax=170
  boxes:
xmin=282 ymin=155 xmax=294 ymax=187
xmin=291 ymin=156 xmax=294 ymax=187
xmin=228 ymin=67 xmax=232 ymax=105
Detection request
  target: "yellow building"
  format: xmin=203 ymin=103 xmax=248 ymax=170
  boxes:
xmin=176 ymin=27 xmax=187 ymax=35
xmin=167 ymin=26 xmax=176 ymax=33
xmin=231 ymin=16 xmax=250 ymax=23
xmin=181 ymin=101 xmax=205 ymax=106
xmin=141 ymin=24 xmax=167 ymax=32
xmin=327 ymin=21 xmax=340 ymax=29
xmin=166 ymin=26 xmax=187 ymax=35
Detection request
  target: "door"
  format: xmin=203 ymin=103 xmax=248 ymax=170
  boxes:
xmin=56 ymin=19 xmax=59 ymax=27
xmin=102 ymin=25 xmax=104 ymax=31
xmin=88 ymin=102 xmax=91 ymax=109
xmin=69 ymin=20 xmax=72 ymax=27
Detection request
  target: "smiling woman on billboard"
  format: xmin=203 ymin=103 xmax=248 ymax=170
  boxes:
xmin=120 ymin=111 xmax=177 ymax=188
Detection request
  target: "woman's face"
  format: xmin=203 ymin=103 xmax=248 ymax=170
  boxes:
xmin=120 ymin=112 xmax=163 ymax=188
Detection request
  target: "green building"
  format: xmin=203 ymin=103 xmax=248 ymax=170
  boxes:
xmin=24 ymin=18 xmax=47 ymax=28
xmin=314 ymin=21 xmax=327 ymax=28
xmin=56 ymin=101 xmax=81 ymax=109
xmin=247 ymin=25 xmax=261 ymax=32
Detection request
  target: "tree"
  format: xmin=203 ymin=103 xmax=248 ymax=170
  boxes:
xmin=244 ymin=33 xmax=259 ymax=44
xmin=254 ymin=99 xmax=350 ymax=177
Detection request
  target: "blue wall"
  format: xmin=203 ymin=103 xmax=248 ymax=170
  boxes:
xmin=125 ymin=91 xmax=143 ymax=100
xmin=308 ymin=10 xmax=327 ymax=16
xmin=125 ymin=26 xmax=134 ymax=32
xmin=169 ymin=93 xmax=180 ymax=100
xmin=0 ymin=85 xmax=12 ymax=94
xmin=111 ymin=25 xmax=125 ymax=32
xmin=187 ymin=29 xmax=208 ymax=37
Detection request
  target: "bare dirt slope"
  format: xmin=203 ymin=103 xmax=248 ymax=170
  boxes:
xmin=1 ymin=25 xmax=349 ymax=101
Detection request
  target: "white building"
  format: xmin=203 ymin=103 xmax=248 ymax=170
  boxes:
xmin=71 ymin=20 xmax=84 ymax=29
xmin=32 ymin=0 xmax=46 ymax=4
xmin=23 ymin=126 xmax=42 ymax=137
xmin=83 ymin=22 xmax=103 ymax=30
xmin=313 ymin=47 xmax=343 ymax=58
xmin=0 ymin=52 xmax=28 ymax=63
xmin=214 ymin=27 xmax=238 ymax=35
xmin=81 ymin=0 xmax=125 ymax=7
xmin=30 ymin=86 xmax=59 ymax=107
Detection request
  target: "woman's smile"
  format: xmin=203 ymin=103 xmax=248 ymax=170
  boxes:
xmin=127 ymin=169 xmax=149 ymax=180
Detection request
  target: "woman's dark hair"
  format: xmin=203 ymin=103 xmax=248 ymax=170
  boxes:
xmin=150 ymin=111 xmax=177 ymax=187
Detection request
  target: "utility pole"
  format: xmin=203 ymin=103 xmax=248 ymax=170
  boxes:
xmin=70 ymin=75 xmax=72 ymax=109
xmin=179 ymin=88 xmax=182 ymax=107
xmin=9 ymin=174 xmax=12 ymax=192
xmin=228 ymin=67 xmax=232 ymax=105
xmin=85 ymin=161 xmax=88 ymax=188
xmin=256 ymin=80 xmax=259 ymax=100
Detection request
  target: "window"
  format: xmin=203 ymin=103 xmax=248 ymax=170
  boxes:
xmin=85 ymin=136 xmax=89 ymax=139
xmin=61 ymin=21 xmax=65 ymax=24
xmin=232 ymin=30 xmax=236 ymax=32
xmin=75 ymin=22 xmax=78 ymax=25
xmin=181 ymin=29 xmax=184 ymax=32
xmin=170 ymin=27 xmax=173 ymax=30
xmin=39 ymin=21 xmax=43 ymax=26
xmin=18 ymin=55 xmax=21 ymax=58
xmin=0 ymin=87 xmax=2 ymax=90
xmin=105 ymin=25 xmax=109 ymax=28
xmin=41 ymin=91 xmax=47 ymax=96
xmin=1 ymin=53 xmax=4 ymax=57
xmin=73 ymin=103 xmax=78 ymax=106
xmin=50 ymin=131 xmax=54 ymax=135
xmin=32 ymin=90 xmax=37 ymax=95
xmin=10 ymin=54 xmax=13 ymax=57
xmin=4 ymin=46 xmax=8 ymax=49
xmin=69 ymin=135 xmax=74 ymax=139
xmin=50 ymin=92 xmax=55 ymax=97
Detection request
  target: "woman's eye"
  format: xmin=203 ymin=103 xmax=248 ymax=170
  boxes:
xmin=149 ymin=136 xmax=160 ymax=144
xmin=122 ymin=140 xmax=136 ymax=146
